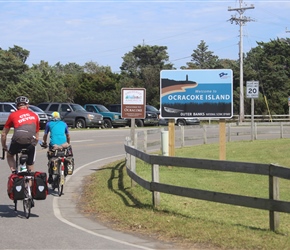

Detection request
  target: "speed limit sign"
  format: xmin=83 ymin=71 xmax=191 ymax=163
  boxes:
xmin=246 ymin=81 xmax=259 ymax=99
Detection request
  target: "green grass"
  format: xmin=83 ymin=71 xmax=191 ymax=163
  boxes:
xmin=78 ymin=139 xmax=290 ymax=250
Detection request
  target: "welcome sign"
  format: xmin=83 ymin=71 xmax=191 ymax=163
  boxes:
xmin=121 ymin=88 xmax=146 ymax=119
xmin=160 ymin=69 xmax=233 ymax=119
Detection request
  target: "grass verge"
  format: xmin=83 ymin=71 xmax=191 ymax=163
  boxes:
xmin=78 ymin=139 xmax=290 ymax=250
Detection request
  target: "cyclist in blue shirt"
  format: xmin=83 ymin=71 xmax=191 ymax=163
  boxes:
xmin=43 ymin=112 xmax=70 ymax=147
xmin=42 ymin=112 xmax=71 ymax=183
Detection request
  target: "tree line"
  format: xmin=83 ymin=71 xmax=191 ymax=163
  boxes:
xmin=1 ymin=38 xmax=290 ymax=116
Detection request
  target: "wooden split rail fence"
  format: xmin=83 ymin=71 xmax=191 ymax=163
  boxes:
xmin=125 ymin=123 xmax=290 ymax=232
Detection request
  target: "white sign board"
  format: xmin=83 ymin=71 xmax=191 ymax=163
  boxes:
xmin=246 ymin=81 xmax=259 ymax=99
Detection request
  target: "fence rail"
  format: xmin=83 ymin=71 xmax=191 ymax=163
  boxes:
xmin=134 ymin=122 xmax=290 ymax=152
xmin=227 ymin=114 xmax=290 ymax=123
xmin=125 ymin=123 xmax=290 ymax=232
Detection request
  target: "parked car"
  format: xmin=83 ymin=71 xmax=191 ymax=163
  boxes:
xmin=146 ymin=105 xmax=160 ymax=117
xmin=0 ymin=102 xmax=48 ymax=129
xmin=37 ymin=102 xmax=104 ymax=129
xmin=83 ymin=104 xmax=128 ymax=128
xmin=29 ymin=105 xmax=50 ymax=129
xmin=106 ymin=104 xmax=159 ymax=127
xmin=159 ymin=117 xmax=200 ymax=126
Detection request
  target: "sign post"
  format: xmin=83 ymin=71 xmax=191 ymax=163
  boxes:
xmin=121 ymin=88 xmax=146 ymax=146
xmin=246 ymin=81 xmax=259 ymax=141
xmin=168 ymin=119 xmax=175 ymax=156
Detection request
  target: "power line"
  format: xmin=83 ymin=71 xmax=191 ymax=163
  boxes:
xmin=228 ymin=0 xmax=255 ymax=123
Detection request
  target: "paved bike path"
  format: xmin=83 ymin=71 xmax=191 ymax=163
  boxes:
xmin=55 ymin=154 xmax=178 ymax=250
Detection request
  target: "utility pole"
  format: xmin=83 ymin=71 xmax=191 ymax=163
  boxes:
xmin=228 ymin=0 xmax=255 ymax=123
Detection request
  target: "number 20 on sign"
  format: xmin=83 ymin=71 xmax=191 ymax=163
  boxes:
xmin=246 ymin=81 xmax=259 ymax=99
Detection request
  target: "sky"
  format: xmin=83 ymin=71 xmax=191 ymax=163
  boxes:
xmin=1 ymin=0 xmax=290 ymax=73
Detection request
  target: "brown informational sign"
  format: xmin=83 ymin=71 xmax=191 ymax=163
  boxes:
xmin=121 ymin=88 xmax=146 ymax=119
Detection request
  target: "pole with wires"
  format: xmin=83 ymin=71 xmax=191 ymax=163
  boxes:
xmin=228 ymin=0 xmax=255 ymax=123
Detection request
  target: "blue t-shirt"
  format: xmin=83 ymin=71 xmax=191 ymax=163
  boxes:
xmin=44 ymin=120 xmax=69 ymax=146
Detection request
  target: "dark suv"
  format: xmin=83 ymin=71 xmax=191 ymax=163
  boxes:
xmin=106 ymin=104 xmax=159 ymax=127
xmin=37 ymin=102 xmax=104 ymax=129
xmin=83 ymin=104 xmax=128 ymax=128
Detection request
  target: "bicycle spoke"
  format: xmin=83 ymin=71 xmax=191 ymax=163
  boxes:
xmin=60 ymin=184 xmax=63 ymax=196
xmin=57 ymin=176 xmax=62 ymax=196
xmin=14 ymin=200 xmax=17 ymax=211
xmin=23 ymin=199 xmax=31 ymax=219
xmin=52 ymin=175 xmax=57 ymax=191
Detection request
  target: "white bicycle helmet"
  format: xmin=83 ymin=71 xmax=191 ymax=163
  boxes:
xmin=15 ymin=96 xmax=29 ymax=106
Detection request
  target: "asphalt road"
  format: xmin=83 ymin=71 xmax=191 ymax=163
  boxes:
xmin=0 ymin=125 xmax=287 ymax=249
xmin=0 ymin=128 xmax=176 ymax=250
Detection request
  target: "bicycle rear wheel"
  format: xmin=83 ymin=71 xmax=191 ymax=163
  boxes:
xmin=14 ymin=200 xmax=17 ymax=211
xmin=52 ymin=175 xmax=57 ymax=191
xmin=23 ymin=198 xmax=31 ymax=219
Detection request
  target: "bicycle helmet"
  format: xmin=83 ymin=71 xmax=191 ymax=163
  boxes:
xmin=51 ymin=111 xmax=60 ymax=120
xmin=15 ymin=96 xmax=29 ymax=106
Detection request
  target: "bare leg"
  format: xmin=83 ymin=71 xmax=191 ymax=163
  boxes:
xmin=27 ymin=165 xmax=34 ymax=187
xmin=7 ymin=153 xmax=16 ymax=172
xmin=27 ymin=165 xmax=34 ymax=172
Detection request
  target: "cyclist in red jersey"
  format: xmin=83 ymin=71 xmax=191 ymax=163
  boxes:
xmin=1 ymin=96 xmax=40 ymax=173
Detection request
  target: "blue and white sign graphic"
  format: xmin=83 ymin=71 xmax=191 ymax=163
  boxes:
xmin=160 ymin=69 xmax=233 ymax=118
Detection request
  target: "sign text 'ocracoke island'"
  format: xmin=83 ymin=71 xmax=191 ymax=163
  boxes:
xmin=160 ymin=69 xmax=233 ymax=119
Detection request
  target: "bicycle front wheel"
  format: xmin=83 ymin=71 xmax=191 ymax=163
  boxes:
xmin=23 ymin=199 xmax=31 ymax=219
xmin=59 ymin=184 xmax=64 ymax=197
xmin=54 ymin=175 xmax=63 ymax=196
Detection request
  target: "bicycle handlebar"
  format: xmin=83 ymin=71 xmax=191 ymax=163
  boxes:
xmin=38 ymin=140 xmax=48 ymax=149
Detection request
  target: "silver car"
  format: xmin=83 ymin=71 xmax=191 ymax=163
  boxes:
xmin=0 ymin=102 xmax=49 ymax=129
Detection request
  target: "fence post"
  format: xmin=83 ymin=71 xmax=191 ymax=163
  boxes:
xmin=152 ymin=163 xmax=160 ymax=207
xmin=203 ymin=125 xmax=207 ymax=144
xmin=219 ymin=119 xmax=226 ymax=160
xmin=254 ymin=123 xmax=257 ymax=140
xmin=125 ymin=137 xmax=131 ymax=169
xmin=128 ymin=137 xmax=136 ymax=188
xmin=134 ymin=131 xmax=138 ymax=150
xmin=143 ymin=130 xmax=147 ymax=153
xmin=161 ymin=130 xmax=169 ymax=156
xmin=269 ymin=164 xmax=280 ymax=231
xmin=181 ymin=126 xmax=185 ymax=148
xmin=280 ymin=123 xmax=283 ymax=139
xmin=227 ymin=123 xmax=231 ymax=142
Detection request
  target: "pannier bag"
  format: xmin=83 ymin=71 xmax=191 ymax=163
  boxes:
xmin=7 ymin=174 xmax=25 ymax=200
xmin=32 ymin=171 xmax=48 ymax=200
xmin=48 ymin=157 xmax=74 ymax=176
xmin=47 ymin=145 xmax=73 ymax=158
xmin=47 ymin=149 xmax=65 ymax=158
xmin=48 ymin=157 xmax=59 ymax=175
xmin=65 ymin=157 xmax=74 ymax=175
xmin=65 ymin=145 xmax=73 ymax=157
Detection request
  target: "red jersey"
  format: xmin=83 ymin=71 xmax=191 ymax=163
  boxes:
xmin=5 ymin=108 xmax=40 ymax=144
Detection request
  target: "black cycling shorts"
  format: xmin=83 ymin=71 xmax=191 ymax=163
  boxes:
xmin=8 ymin=141 xmax=36 ymax=166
